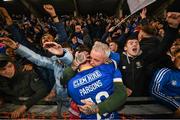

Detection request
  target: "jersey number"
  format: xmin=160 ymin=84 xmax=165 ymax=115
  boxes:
xmin=86 ymin=91 xmax=109 ymax=120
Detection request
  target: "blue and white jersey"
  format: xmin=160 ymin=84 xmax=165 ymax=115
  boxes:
xmin=68 ymin=63 xmax=122 ymax=119
xmin=150 ymin=68 xmax=180 ymax=110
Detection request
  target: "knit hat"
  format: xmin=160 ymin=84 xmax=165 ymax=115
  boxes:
xmin=167 ymin=0 xmax=180 ymax=12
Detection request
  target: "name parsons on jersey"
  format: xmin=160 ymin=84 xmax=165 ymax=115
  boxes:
xmin=73 ymin=70 xmax=103 ymax=96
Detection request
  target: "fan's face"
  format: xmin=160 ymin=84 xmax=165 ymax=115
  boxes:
xmin=0 ymin=62 xmax=15 ymax=78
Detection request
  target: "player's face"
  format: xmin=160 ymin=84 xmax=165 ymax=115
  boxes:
xmin=0 ymin=62 xmax=15 ymax=78
xmin=90 ymin=49 xmax=106 ymax=67
xmin=124 ymin=39 xmax=140 ymax=57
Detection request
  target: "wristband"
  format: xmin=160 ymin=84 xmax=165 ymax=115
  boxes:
xmin=52 ymin=15 xmax=58 ymax=19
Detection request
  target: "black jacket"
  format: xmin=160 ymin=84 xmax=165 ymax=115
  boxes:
xmin=119 ymin=26 xmax=178 ymax=96
xmin=120 ymin=52 xmax=149 ymax=96
xmin=140 ymin=36 xmax=160 ymax=55
xmin=0 ymin=70 xmax=48 ymax=108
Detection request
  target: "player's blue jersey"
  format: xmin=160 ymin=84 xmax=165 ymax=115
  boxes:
xmin=68 ymin=63 xmax=122 ymax=119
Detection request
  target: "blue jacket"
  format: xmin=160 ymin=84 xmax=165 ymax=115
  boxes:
xmin=52 ymin=22 xmax=68 ymax=43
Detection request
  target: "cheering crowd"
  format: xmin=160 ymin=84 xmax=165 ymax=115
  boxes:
xmin=0 ymin=1 xmax=179 ymax=119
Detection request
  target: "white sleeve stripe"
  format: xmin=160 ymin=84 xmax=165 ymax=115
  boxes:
xmin=155 ymin=68 xmax=169 ymax=83
xmin=113 ymin=78 xmax=122 ymax=82
xmin=151 ymin=68 xmax=179 ymax=108
xmin=111 ymin=59 xmax=117 ymax=69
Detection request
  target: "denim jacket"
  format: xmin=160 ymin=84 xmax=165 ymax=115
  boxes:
xmin=15 ymin=44 xmax=73 ymax=98
xmin=9 ymin=22 xmax=68 ymax=90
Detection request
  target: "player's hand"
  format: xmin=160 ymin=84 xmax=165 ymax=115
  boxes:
xmin=43 ymin=42 xmax=63 ymax=56
xmin=78 ymin=100 xmax=99 ymax=115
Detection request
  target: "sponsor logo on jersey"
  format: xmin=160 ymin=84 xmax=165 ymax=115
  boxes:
xmin=73 ymin=70 xmax=102 ymax=88
xmin=172 ymin=80 xmax=177 ymax=86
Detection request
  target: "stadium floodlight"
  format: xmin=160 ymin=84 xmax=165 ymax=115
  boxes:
xmin=3 ymin=0 xmax=13 ymax=1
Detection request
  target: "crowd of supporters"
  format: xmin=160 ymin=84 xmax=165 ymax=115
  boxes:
xmin=0 ymin=1 xmax=179 ymax=119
